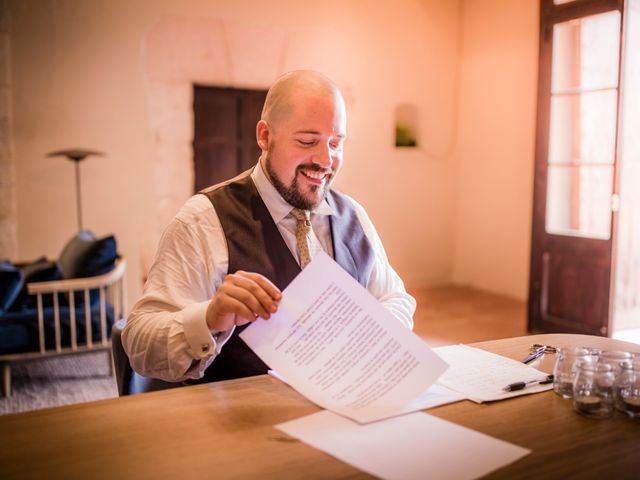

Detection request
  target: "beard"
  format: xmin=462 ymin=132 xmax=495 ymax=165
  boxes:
xmin=264 ymin=147 xmax=333 ymax=211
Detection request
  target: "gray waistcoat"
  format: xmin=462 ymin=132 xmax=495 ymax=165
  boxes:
xmin=195 ymin=170 xmax=374 ymax=383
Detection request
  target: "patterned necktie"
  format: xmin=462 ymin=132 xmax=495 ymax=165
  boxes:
xmin=291 ymin=208 xmax=314 ymax=268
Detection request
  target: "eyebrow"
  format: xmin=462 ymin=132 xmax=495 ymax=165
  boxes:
xmin=293 ymin=130 xmax=346 ymax=139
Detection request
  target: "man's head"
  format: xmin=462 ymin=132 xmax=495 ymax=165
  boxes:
xmin=257 ymin=70 xmax=347 ymax=211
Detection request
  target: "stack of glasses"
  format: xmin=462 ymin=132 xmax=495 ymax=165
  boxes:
xmin=553 ymin=347 xmax=640 ymax=419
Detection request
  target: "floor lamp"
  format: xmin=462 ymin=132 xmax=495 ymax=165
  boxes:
xmin=47 ymin=149 xmax=105 ymax=232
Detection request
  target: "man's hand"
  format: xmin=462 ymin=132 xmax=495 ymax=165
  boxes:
xmin=206 ymin=271 xmax=282 ymax=332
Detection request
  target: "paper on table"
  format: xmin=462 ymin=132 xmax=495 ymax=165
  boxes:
xmin=268 ymin=369 xmax=466 ymax=413
xmin=240 ymin=252 xmax=449 ymax=424
xmin=276 ymin=410 xmax=530 ymax=480
xmin=434 ymin=344 xmax=553 ymax=402
xmin=401 ymin=383 xmax=466 ymax=412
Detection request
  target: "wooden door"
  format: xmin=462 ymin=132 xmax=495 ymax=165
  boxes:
xmin=528 ymin=0 xmax=624 ymax=336
xmin=193 ymin=86 xmax=267 ymax=192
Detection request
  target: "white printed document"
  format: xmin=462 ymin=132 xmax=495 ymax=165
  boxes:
xmin=401 ymin=383 xmax=466 ymax=412
xmin=240 ymin=252 xmax=449 ymax=424
xmin=434 ymin=344 xmax=553 ymax=402
xmin=268 ymin=369 xmax=465 ymax=413
xmin=276 ymin=410 xmax=530 ymax=480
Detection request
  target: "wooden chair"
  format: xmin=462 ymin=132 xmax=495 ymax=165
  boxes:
xmin=0 ymin=259 xmax=126 ymax=397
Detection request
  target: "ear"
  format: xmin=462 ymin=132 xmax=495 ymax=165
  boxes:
xmin=256 ymin=120 xmax=270 ymax=152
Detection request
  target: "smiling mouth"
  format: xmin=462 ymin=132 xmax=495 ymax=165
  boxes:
xmin=299 ymin=168 xmax=332 ymax=184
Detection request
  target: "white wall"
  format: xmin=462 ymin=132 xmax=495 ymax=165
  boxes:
xmin=452 ymin=0 xmax=539 ymax=300
xmin=8 ymin=0 xmax=462 ymax=307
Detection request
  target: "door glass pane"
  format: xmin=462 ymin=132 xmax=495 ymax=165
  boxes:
xmin=546 ymin=10 xmax=621 ymax=239
xmin=552 ymin=11 xmax=621 ymax=92
xmin=547 ymin=165 xmax=613 ymax=238
xmin=548 ymin=90 xmax=617 ymax=165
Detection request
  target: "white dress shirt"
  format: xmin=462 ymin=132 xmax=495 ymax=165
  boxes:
xmin=122 ymin=163 xmax=416 ymax=382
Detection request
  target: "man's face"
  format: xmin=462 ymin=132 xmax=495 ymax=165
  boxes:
xmin=260 ymin=92 xmax=346 ymax=210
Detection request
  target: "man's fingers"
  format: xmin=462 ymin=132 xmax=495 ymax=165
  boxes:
xmin=235 ymin=271 xmax=282 ymax=301
xmin=207 ymin=296 xmax=259 ymax=331
xmin=226 ymin=272 xmax=282 ymax=314
xmin=224 ymin=284 xmax=273 ymax=319
xmin=207 ymin=271 xmax=283 ymax=332
xmin=224 ymin=298 xmax=258 ymax=326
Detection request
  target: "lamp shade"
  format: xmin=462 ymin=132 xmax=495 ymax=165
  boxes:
xmin=46 ymin=149 xmax=105 ymax=162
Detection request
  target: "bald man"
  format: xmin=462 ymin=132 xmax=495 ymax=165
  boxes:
xmin=123 ymin=71 xmax=416 ymax=384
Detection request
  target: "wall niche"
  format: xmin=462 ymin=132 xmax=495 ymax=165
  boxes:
xmin=395 ymin=103 xmax=419 ymax=148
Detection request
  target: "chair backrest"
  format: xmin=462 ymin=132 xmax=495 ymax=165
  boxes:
xmin=111 ymin=318 xmax=133 ymax=395
xmin=25 ymin=259 xmax=127 ymax=355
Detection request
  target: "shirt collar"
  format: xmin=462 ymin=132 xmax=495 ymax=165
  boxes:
xmin=251 ymin=160 xmax=334 ymax=224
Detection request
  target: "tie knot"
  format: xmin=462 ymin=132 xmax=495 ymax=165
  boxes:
xmin=291 ymin=208 xmax=311 ymax=226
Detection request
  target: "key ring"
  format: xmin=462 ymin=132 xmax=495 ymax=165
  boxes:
xmin=530 ymin=344 xmax=557 ymax=354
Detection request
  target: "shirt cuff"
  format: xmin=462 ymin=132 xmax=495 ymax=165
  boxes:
xmin=181 ymin=301 xmax=236 ymax=359
xmin=181 ymin=301 xmax=216 ymax=359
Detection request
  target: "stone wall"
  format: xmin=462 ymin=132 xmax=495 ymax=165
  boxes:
xmin=140 ymin=17 xmax=289 ymax=276
xmin=8 ymin=0 xmax=464 ymax=306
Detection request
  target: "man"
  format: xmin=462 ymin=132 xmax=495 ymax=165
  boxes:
xmin=123 ymin=70 xmax=415 ymax=383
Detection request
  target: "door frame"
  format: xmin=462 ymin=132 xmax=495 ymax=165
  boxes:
xmin=528 ymin=0 xmax=625 ymax=335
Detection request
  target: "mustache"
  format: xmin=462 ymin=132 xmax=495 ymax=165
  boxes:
xmin=297 ymin=164 xmax=333 ymax=175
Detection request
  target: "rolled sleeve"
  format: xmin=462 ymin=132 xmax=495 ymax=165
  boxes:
xmin=123 ymin=194 xmax=232 ymax=382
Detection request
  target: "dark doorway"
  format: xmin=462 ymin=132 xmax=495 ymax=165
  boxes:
xmin=193 ymin=86 xmax=267 ymax=192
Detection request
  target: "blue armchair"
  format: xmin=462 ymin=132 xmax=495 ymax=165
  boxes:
xmin=0 ymin=231 xmax=125 ymax=397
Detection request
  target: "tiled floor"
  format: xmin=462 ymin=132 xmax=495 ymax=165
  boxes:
xmin=409 ymin=285 xmax=528 ymax=348
xmin=411 ymin=285 xmax=640 ymax=347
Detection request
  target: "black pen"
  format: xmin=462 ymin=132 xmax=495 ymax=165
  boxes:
xmin=503 ymin=374 xmax=554 ymax=392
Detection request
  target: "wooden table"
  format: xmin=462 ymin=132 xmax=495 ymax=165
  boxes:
xmin=1 ymin=334 xmax=639 ymax=479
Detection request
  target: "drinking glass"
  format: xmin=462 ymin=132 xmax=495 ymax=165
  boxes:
xmin=553 ymin=346 xmax=594 ymax=399
xmin=616 ymin=362 xmax=640 ymax=418
xmin=573 ymin=362 xmax=615 ymax=418
xmin=598 ymin=350 xmax=633 ymax=374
